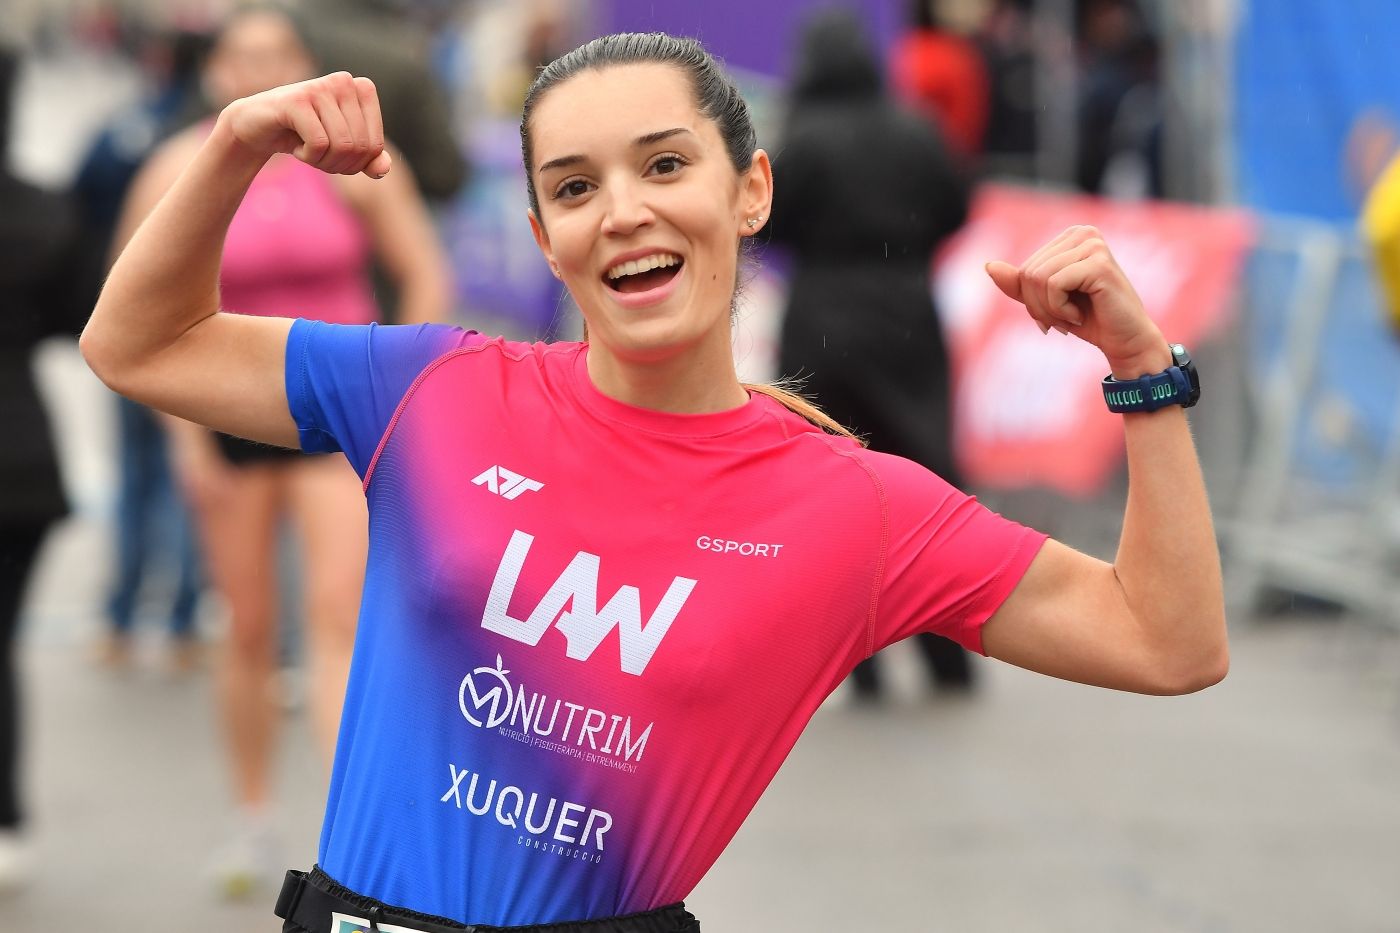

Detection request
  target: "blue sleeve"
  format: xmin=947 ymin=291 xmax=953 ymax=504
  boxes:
xmin=285 ymin=319 xmax=480 ymax=478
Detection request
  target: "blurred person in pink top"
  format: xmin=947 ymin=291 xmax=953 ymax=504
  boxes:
xmin=109 ymin=2 xmax=452 ymax=898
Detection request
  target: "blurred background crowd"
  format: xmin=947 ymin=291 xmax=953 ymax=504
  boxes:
xmin=0 ymin=1 xmax=1398 ymax=931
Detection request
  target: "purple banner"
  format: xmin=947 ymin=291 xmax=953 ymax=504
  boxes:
xmin=598 ymin=0 xmax=903 ymax=79
xmin=443 ymin=118 xmax=567 ymax=339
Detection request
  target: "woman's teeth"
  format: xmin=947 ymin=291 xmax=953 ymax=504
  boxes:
xmin=606 ymin=253 xmax=681 ymax=280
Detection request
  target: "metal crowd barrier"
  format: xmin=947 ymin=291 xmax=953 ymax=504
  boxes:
xmin=1222 ymin=216 xmax=1400 ymax=629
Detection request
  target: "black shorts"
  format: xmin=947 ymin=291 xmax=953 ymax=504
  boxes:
xmin=276 ymin=866 xmax=701 ymax=933
xmin=215 ymin=431 xmax=309 ymax=466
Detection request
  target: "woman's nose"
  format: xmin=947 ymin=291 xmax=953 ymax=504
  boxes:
xmin=600 ymin=180 xmax=655 ymax=236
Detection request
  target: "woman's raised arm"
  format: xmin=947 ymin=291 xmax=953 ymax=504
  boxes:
xmin=978 ymin=226 xmax=1229 ymax=695
xmin=80 ymin=73 xmax=390 ymax=447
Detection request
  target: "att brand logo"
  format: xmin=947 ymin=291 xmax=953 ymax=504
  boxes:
xmin=458 ymin=655 xmax=653 ymax=766
xmin=473 ymin=465 xmax=544 ymax=500
xmin=483 ymin=530 xmax=697 ymax=676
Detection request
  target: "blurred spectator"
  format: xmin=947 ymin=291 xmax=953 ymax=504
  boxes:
xmin=112 ymin=5 xmax=453 ymax=897
xmin=487 ymin=4 xmax=573 ymax=118
xmin=1345 ymin=109 xmax=1399 ymax=207
xmin=1358 ymin=119 xmax=1400 ymax=334
xmin=1074 ymin=0 xmax=1163 ymax=197
xmin=890 ymin=0 xmax=990 ymax=159
xmin=771 ymin=11 xmax=975 ymax=700
xmin=71 ymin=26 xmax=208 ymax=235
xmin=973 ymin=0 xmax=1039 ymax=179
xmin=300 ymin=0 xmax=467 ymax=205
xmin=0 ymin=44 xmax=86 ymax=892
xmin=71 ymin=25 xmax=212 ymax=673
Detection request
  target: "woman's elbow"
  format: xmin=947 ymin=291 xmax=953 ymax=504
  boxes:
xmin=78 ymin=323 xmax=118 ymax=389
xmin=79 ymin=317 xmax=144 ymax=399
xmin=1154 ymin=640 xmax=1230 ymax=695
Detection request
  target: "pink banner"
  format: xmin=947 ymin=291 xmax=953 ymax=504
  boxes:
xmin=934 ymin=185 xmax=1254 ymax=497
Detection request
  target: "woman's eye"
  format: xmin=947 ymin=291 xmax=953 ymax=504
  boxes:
xmin=650 ymin=155 xmax=687 ymax=176
xmin=555 ymin=179 xmax=592 ymax=200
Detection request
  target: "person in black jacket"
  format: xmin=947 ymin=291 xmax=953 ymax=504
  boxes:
xmin=0 ymin=44 xmax=84 ymax=890
xmin=771 ymin=10 xmax=975 ymax=700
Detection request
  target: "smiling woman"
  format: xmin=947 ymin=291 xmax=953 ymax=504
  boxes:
xmin=520 ymin=35 xmax=854 ymax=434
xmin=522 ymin=55 xmax=770 ymax=416
xmin=79 ymin=28 xmax=1227 ymax=933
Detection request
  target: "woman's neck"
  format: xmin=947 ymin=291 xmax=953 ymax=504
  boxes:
xmin=584 ymin=339 xmax=750 ymax=415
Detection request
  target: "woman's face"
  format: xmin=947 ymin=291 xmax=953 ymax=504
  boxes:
xmin=528 ymin=63 xmax=772 ymax=367
xmin=205 ymin=11 xmax=316 ymax=106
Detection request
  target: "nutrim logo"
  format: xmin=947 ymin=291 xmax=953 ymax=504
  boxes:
xmin=457 ymin=654 xmax=654 ymax=768
xmin=459 ymin=655 xmax=514 ymax=728
xmin=472 ymin=465 xmax=544 ymax=500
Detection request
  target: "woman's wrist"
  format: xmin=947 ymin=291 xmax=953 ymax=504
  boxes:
xmin=207 ymin=106 xmax=276 ymax=179
xmin=1107 ymin=337 xmax=1174 ymax=381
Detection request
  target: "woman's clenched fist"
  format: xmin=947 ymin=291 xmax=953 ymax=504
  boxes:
xmin=222 ymin=71 xmax=392 ymax=178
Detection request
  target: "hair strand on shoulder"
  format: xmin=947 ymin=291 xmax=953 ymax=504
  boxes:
xmin=744 ymin=381 xmax=864 ymax=443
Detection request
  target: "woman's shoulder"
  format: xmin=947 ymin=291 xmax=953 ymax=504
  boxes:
xmin=782 ymin=428 xmax=962 ymax=504
xmin=391 ymin=328 xmax=583 ymax=382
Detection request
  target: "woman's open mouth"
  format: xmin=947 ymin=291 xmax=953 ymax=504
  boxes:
xmin=604 ymin=252 xmax=684 ymax=294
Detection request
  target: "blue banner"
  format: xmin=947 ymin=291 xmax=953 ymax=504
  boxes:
xmin=1235 ymin=0 xmax=1400 ymax=221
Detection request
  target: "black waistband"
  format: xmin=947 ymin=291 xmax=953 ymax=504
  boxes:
xmin=275 ymin=867 xmax=700 ymax=933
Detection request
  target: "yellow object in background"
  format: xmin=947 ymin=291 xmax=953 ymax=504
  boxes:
xmin=1360 ymin=152 xmax=1400 ymax=332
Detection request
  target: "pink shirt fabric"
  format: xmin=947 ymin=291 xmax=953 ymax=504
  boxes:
xmin=286 ymin=321 xmax=1049 ymax=926
xmin=220 ymin=155 xmax=377 ymax=325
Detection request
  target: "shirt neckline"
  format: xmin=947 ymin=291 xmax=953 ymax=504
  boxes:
xmin=567 ymin=343 xmax=769 ymax=438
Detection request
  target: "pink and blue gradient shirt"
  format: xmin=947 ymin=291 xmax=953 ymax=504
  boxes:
xmin=285 ymin=319 xmax=1047 ymax=927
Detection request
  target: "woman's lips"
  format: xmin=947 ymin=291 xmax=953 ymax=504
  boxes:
xmin=603 ymin=260 xmax=686 ymax=309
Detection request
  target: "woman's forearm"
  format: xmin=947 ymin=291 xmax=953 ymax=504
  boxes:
xmin=81 ymin=115 xmax=268 ymax=387
xmin=1113 ymin=350 xmax=1228 ymax=689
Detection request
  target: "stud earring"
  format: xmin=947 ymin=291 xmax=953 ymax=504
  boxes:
xmin=746 ymin=217 xmax=762 ymax=229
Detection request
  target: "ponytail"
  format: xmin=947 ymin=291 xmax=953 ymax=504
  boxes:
xmin=744 ymin=381 xmax=863 ymax=443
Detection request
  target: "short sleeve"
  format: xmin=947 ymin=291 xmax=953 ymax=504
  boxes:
xmin=285 ymin=319 xmax=484 ymax=478
xmin=867 ymin=451 xmax=1048 ymax=656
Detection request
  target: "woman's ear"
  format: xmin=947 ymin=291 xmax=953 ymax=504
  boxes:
xmin=528 ymin=210 xmax=561 ymax=278
xmin=739 ymin=148 xmax=774 ymax=236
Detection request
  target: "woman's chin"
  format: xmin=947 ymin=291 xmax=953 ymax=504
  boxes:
xmin=588 ymin=316 xmax=710 ymax=364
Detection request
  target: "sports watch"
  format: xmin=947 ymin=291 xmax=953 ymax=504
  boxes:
xmin=1101 ymin=343 xmax=1200 ymax=413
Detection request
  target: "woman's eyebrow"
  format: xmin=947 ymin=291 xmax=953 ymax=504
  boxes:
xmin=634 ymin=127 xmax=693 ymax=147
xmin=537 ymin=128 xmax=696 ymax=175
xmin=538 ymin=153 xmax=587 ymax=175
